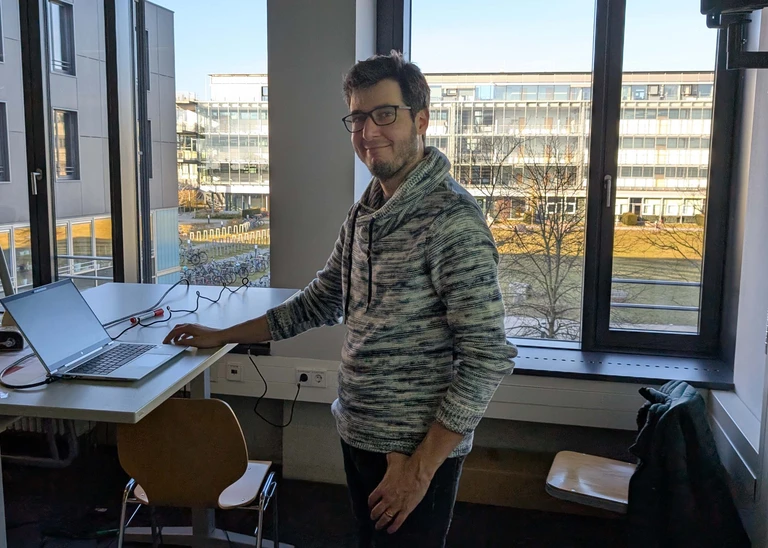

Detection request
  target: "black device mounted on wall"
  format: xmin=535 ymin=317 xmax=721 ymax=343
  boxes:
xmin=0 ymin=243 xmax=25 ymax=352
xmin=701 ymin=0 xmax=768 ymax=69
xmin=0 ymin=329 xmax=24 ymax=352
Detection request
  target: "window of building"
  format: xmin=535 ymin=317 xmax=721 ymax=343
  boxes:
xmin=0 ymin=103 xmax=8 ymax=182
xmin=522 ymin=86 xmax=538 ymax=100
xmin=664 ymin=84 xmax=680 ymax=99
xmin=538 ymin=86 xmax=555 ymax=100
xmin=53 ymin=110 xmax=79 ymax=180
xmin=554 ymin=86 xmax=569 ymax=100
xmin=631 ymin=85 xmax=647 ymax=100
xmin=48 ymin=1 xmax=75 ymax=75
xmin=475 ymin=85 xmax=493 ymax=100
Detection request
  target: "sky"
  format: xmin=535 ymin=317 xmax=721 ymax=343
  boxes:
xmin=156 ymin=0 xmax=718 ymax=98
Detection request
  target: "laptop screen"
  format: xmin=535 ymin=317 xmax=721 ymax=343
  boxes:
xmin=1 ymin=280 xmax=111 ymax=373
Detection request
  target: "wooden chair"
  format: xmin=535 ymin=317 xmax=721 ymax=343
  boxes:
xmin=116 ymin=398 xmax=278 ymax=548
xmin=545 ymin=450 xmax=636 ymax=514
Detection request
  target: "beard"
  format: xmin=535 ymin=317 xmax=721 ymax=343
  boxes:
xmin=368 ymin=126 xmax=420 ymax=181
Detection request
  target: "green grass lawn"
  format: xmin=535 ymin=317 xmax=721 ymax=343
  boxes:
xmin=499 ymin=254 xmax=702 ymax=339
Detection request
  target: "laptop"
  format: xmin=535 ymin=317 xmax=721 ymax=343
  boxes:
xmin=0 ymin=279 xmax=186 ymax=381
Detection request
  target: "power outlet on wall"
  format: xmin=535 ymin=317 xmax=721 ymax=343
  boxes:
xmin=226 ymin=363 xmax=243 ymax=382
xmin=296 ymin=368 xmax=326 ymax=388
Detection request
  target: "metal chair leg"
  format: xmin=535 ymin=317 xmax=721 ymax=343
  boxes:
xmin=117 ymin=479 xmax=136 ymax=548
xmin=271 ymin=482 xmax=279 ymax=548
xmin=149 ymin=505 xmax=160 ymax=548
xmin=255 ymin=491 xmax=265 ymax=548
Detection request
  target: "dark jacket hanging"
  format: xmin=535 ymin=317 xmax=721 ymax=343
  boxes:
xmin=627 ymin=380 xmax=750 ymax=548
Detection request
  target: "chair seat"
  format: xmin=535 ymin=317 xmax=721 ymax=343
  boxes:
xmin=132 ymin=460 xmax=272 ymax=510
xmin=545 ymin=451 xmax=636 ymax=514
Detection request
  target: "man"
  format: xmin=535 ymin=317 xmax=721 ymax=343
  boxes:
xmin=164 ymin=51 xmax=516 ymax=548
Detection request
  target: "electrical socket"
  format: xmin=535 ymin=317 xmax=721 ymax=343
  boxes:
xmin=225 ymin=363 xmax=243 ymax=382
xmin=296 ymin=368 xmax=326 ymax=388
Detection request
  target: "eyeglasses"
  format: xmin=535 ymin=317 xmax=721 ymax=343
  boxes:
xmin=341 ymin=105 xmax=412 ymax=133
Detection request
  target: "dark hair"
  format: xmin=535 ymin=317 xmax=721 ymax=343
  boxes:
xmin=342 ymin=50 xmax=430 ymax=115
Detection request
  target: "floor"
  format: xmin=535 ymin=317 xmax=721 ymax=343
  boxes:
xmin=3 ymin=436 xmax=628 ymax=548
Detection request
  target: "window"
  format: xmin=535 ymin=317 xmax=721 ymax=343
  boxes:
xmin=48 ymin=1 xmax=75 ymax=75
xmin=0 ymin=104 xmax=8 ymax=182
xmin=53 ymin=110 xmax=79 ymax=180
xmin=475 ymin=85 xmax=492 ymax=100
xmin=664 ymin=84 xmax=679 ymax=100
xmin=415 ymin=0 xmax=594 ymax=343
xmin=600 ymin=0 xmax=720 ymax=354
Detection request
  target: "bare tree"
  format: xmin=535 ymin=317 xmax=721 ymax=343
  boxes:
xmin=453 ymin=134 xmax=525 ymax=225
xmin=637 ymin=190 xmax=705 ymax=272
xmin=497 ymin=136 xmax=586 ymax=340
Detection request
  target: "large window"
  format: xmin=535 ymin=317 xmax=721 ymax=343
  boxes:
xmin=155 ymin=1 xmax=270 ymax=287
xmin=0 ymin=103 xmax=8 ymax=182
xmin=48 ymin=0 xmax=75 ymax=75
xmin=414 ymin=0 xmax=732 ymax=357
xmin=414 ymin=0 xmax=594 ymax=343
xmin=53 ymin=110 xmax=79 ymax=180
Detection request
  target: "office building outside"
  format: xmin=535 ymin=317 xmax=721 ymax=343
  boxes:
xmin=177 ymin=72 xmax=712 ymax=223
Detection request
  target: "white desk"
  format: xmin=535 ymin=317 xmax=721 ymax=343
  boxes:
xmin=0 ymin=282 xmax=297 ymax=548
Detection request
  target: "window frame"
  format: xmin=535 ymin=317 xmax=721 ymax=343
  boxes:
xmin=581 ymin=0 xmax=735 ymax=357
xmin=0 ymin=102 xmax=9 ymax=183
xmin=0 ymin=2 xmax=5 ymax=63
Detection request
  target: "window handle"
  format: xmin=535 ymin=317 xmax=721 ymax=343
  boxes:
xmin=30 ymin=169 xmax=42 ymax=196
xmin=604 ymin=174 xmax=612 ymax=209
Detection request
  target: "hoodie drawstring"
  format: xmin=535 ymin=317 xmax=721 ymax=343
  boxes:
xmin=343 ymin=208 xmax=375 ymax=322
xmin=366 ymin=219 xmax=374 ymax=312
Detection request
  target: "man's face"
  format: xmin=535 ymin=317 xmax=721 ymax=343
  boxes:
xmin=348 ymin=78 xmax=429 ymax=181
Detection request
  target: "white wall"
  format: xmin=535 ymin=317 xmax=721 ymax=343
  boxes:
xmin=266 ymin=0 xmax=367 ymax=360
xmin=0 ymin=0 xmax=29 ymax=225
xmin=732 ymin=9 xmax=768 ymax=420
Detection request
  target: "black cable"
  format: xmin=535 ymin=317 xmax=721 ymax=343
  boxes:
xmin=103 ymin=279 xmax=190 ymax=328
xmin=109 ymin=309 xmax=176 ymax=341
xmin=225 ymin=529 xmax=235 ymax=548
xmin=247 ymin=347 xmax=301 ymax=428
xmin=109 ymin=279 xmax=249 ymax=340
xmin=0 ymin=354 xmax=60 ymax=389
xmin=170 ymin=279 xmax=249 ymax=315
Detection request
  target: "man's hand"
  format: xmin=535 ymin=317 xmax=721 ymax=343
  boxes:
xmin=368 ymin=452 xmax=433 ymax=534
xmin=163 ymin=323 xmax=226 ymax=348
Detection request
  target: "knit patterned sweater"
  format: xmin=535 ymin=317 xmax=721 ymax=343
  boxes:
xmin=266 ymin=148 xmax=516 ymax=457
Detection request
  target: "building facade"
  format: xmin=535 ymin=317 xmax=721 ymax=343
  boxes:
xmin=176 ymin=72 xmax=712 ymax=224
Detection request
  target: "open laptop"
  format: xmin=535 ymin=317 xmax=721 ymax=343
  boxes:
xmin=0 ymin=279 xmax=186 ymax=381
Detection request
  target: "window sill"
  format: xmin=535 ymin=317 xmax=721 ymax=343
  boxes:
xmin=512 ymin=345 xmax=732 ymax=390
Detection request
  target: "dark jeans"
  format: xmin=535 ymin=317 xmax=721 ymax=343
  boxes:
xmin=341 ymin=439 xmax=465 ymax=548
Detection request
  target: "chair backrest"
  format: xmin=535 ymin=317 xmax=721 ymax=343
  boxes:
xmin=117 ymin=398 xmax=248 ymax=508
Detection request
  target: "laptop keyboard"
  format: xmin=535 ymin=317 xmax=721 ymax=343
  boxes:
xmin=68 ymin=344 xmax=156 ymax=376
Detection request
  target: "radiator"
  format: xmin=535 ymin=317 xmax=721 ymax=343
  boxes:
xmin=7 ymin=417 xmax=93 ymax=437
xmin=3 ymin=418 xmax=95 ymax=468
